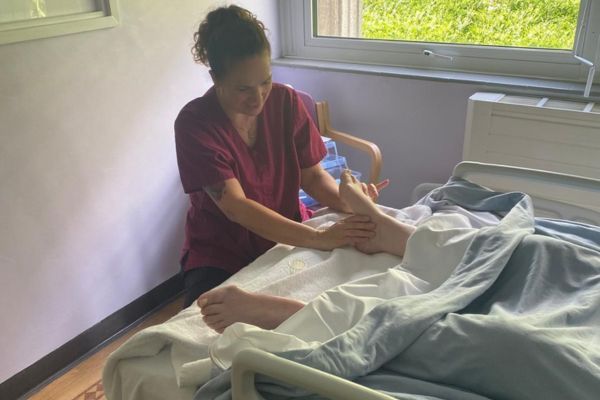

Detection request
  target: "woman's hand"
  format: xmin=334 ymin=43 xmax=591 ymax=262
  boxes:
xmin=312 ymin=215 xmax=376 ymax=250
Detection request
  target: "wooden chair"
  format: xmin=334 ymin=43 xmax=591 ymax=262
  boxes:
xmin=296 ymin=89 xmax=382 ymax=184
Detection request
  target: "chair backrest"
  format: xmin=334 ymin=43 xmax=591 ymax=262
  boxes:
xmin=288 ymin=86 xmax=382 ymax=183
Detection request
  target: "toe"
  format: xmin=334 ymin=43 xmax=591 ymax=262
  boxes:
xmin=203 ymin=314 xmax=224 ymax=326
xmin=200 ymin=303 xmax=223 ymax=316
xmin=213 ymin=320 xmax=232 ymax=333
xmin=340 ymin=169 xmax=351 ymax=184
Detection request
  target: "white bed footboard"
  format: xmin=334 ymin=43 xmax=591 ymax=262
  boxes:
xmin=231 ymin=348 xmax=395 ymax=400
xmin=464 ymin=92 xmax=600 ymax=180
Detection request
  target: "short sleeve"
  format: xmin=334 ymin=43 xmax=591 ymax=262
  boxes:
xmin=174 ymin=112 xmax=235 ymax=194
xmin=290 ymin=90 xmax=327 ymax=169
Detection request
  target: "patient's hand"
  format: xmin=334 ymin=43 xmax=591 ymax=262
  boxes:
xmin=197 ymin=285 xmax=304 ymax=333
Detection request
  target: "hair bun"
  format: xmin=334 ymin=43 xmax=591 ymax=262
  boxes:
xmin=192 ymin=5 xmax=270 ymax=79
xmin=205 ymin=5 xmax=246 ymax=28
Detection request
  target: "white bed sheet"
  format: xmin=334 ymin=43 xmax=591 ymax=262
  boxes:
xmin=102 ymin=204 xmax=434 ymax=400
xmin=210 ymin=209 xmax=493 ymax=371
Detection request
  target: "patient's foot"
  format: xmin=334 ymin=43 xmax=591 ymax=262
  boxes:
xmin=197 ymin=286 xmax=304 ymax=333
xmin=339 ymin=170 xmax=415 ymax=257
xmin=338 ymin=170 xmax=380 ymax=217
xmin=354 ymin=214 xmax=415 ymax=257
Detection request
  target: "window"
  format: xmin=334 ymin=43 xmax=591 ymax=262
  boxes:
xmin=280 ymin=0 xmax=600 ymax=88
xmin=0 ymin=0 xmax=119 ymax=45
xmin=320 ymin=0 xmax=579 ymax=50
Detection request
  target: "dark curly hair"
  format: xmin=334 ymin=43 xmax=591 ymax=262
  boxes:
xmin=192 ymin=5 xmax=271 ymax=80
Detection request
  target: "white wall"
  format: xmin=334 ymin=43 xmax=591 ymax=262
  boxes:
xmin=0 ymin=0 xmax=279 ymax=384
xmin=272 ymin=66 xmax=483 ymax=207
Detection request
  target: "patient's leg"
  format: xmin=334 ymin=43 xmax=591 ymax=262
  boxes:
xmin=197 ymin=286 xmax=304 ymax=333
xmin=339 ymin=170 xmax=415 ymax=257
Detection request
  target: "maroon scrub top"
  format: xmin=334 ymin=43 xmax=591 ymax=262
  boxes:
xmin=174 ymin=83 xmax=326 ymax=274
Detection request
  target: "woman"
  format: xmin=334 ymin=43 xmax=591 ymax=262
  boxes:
xmin=175 ymin=5 xmax=382 ymax=308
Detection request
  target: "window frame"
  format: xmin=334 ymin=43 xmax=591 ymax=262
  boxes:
xmin=279 ymin=0 xmax=600 ymax=84
xmin=0 ymin=0 xmax=119 ymax=45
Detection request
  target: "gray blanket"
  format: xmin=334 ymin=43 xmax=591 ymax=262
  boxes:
xmin=196 ymin=178 xmax=600 ymax=400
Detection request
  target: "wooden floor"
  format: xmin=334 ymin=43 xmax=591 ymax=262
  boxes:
xmin=26 ymin=295 xmax=184 ymax=400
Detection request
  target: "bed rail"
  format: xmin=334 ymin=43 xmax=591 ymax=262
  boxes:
xmin=454 ymin=161 xmax=600 ymax=225
xmin=231 ymin=348 xmax=395 ymax=400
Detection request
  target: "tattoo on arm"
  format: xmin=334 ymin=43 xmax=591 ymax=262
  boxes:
xmin=204 ymin=182 xmax=226 ymax=202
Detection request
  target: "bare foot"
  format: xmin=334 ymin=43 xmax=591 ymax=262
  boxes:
xmin=338 ymin=170 xmax=380 ymax=216
xmin=354 ymin=213 xmax=415 ymax=257
xmin=339 ymin=170 xmax=415 ymax=257
xmin=197 ymin=285 xmax=304 ymax=333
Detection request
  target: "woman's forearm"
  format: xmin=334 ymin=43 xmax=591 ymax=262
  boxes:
xmin=226 ymin=197 xmax=323 ymax=248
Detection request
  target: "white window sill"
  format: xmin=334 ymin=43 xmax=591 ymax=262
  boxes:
xmin=273 ymin=57 xmax=599 ymax=101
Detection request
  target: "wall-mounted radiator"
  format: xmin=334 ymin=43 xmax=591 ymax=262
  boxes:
xmin=464 ymin=92 xmax=600 ymax=180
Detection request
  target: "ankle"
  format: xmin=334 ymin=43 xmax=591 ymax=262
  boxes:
xmin=372 ymin=211 xmax=390 ymax=226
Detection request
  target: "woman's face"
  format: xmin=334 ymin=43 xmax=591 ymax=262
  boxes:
xmin=214 ymin=52 xmax=272 ymax=117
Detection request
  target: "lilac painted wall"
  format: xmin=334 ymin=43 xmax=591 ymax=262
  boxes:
xmin=1 ymin=0 xmax=489 ymax=385
xmin=272 ymin=66 xmax=483 ymax=207
xmin=0 ymin=0 xmax=279 ymax=385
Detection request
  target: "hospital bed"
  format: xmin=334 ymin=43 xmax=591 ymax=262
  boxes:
xmin=229 ymin=161 xmax=600 ymax=400
xmin=102 ymin=92 xmax=600 ymax=400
